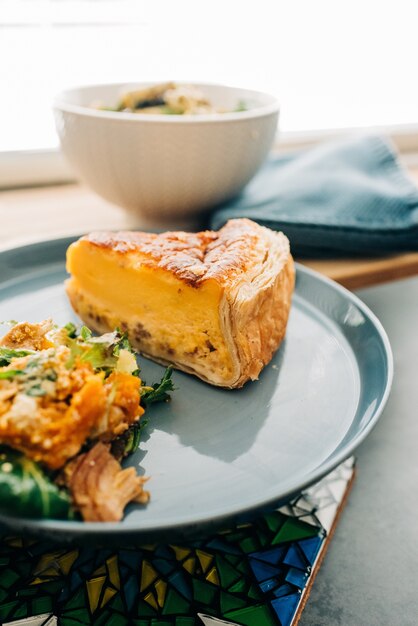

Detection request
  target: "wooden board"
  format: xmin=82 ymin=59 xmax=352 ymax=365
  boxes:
xmin=303 ymin=253 xmax=418 ymax=289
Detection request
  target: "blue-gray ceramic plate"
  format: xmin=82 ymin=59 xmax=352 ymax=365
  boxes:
xmin=0 ymin=238 xmax=393 ymax=542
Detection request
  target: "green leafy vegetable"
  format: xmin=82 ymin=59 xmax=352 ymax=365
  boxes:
xmin=0 ymin=447 xmax=74 ymax=519
xmin=64 ymin=322 xmax=77 ymax=338
xmin=111 ymin=420 xmax=148 ymax=459
xmin=0 ymin=351 xmax=58 ymax=395
xmin=0 ymin=369 xmax=24 ymax=380
xmin=80 ymin=325 xmax=93 ymax=341
xmin=113 ymin=368 xmax=175 ymax=457
xmin=65 ymin=328 xmax=138 ymax=375
xmin=0 ymin=347 xmax=33 ymax=367
xmin=67 ymin=340 xmax=115 ymax=371
xmin=122 ymin=422 xmax=145 ymax=455
xmin=112 ymin=328 xmax=134 ymax=356
xmin=141 ymin=367 xmax=174 ymax=406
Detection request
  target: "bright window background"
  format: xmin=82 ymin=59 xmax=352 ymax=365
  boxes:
xmin=1 ymin=0 xmax=417 ymax=152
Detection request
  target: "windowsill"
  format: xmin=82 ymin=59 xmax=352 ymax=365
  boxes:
xmin=2 ymin=123 xmax=418 ymax=190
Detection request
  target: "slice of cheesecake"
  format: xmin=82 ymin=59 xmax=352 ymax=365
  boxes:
xmin=66 ymin=219 xmax=295 ymax=388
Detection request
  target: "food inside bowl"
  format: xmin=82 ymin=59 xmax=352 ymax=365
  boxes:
xmin=0 ymin=320 xmax=174 ymax=522
xmin=93 ymin=81 xmax=247 ymax=115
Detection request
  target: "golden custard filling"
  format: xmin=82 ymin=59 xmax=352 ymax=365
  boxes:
xmin=66 ymin=242 xmax=236 ymax=381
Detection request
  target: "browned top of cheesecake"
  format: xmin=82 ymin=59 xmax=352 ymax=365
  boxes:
xmin=78 ymin=218 xmax=289 ymax=288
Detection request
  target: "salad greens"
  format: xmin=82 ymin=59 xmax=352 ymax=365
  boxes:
xmin=0 ymin=322 xmax=176 ymax=519
xmin=0 ymin=347 xmax=33 ymax=367
xmin=0 ymin=369 xmax=24 ymax=380
xmin=114 ymin=367 xmax=174 ymax=458
xmin=141 ymin=366 xmax=174 ymax=406
xmin=65 ymin=326 xmax=137 ymax=374
xmin=0 ymin=447 xmax=74 ymax=519
xmin=0 ymin=352 xmax=57 ymax=396
xmin=111 ymin=420 xmax=146 ymax=460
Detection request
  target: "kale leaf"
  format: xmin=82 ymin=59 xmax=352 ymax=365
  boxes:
xmin=141 ymin=367 xmax=174 ymax=406
xmin=111 ymin=419 xmax=148 ymax=459
xmin=0 ymin=447 xmax=74 ymax=519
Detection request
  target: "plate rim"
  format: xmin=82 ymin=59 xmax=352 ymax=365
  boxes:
xmin=0 ymin=235 xmax=394 ymax=537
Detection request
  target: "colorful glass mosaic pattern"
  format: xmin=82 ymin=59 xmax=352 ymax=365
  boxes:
xmin=0 ymin=459 xmax=355 ymax=626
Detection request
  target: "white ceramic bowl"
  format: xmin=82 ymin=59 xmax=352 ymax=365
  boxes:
xmin=54 ymin=82 xmax=279 ymax=221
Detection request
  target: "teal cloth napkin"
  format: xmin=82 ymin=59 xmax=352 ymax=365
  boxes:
xmin=210 ymin=135 xmax=418 ymax=255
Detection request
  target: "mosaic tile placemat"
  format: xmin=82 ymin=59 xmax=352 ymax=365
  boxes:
xmin=0 ymin=458 xmax=355 ymax=626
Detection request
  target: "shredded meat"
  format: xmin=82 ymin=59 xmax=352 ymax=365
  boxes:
xmin=66 ymin=442 xmax=149 ymax=522
xmin=0 ymin=320 xmax=54 ymax=350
